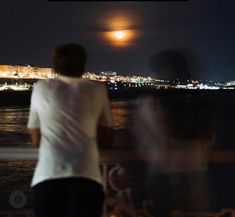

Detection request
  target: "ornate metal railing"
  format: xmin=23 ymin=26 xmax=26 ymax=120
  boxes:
xmin=0 ymin=148 xmax=235 ymax=217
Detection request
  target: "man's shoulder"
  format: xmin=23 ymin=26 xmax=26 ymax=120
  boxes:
xmin=34 ymin=79 xmax=108 ymax=96
xmin=34 ymin=79 xmax=51 ymax=87
xmin=32 ymin=79 xmax=55 ymax=96
xmin=36 ymin=78 xmax=66 ymax=89
xmin=82 ymin=79 xmax=107 ymax=92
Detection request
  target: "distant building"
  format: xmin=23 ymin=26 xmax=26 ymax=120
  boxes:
xmin=100 ymin=71 xmax=117 ymax=76
xmin=0 ymin=65 xmax=57 ymax=79
xmin=226 ymin=81 xmax=235 ymax=86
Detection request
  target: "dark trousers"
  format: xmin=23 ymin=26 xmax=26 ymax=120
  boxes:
xmin=32 ymin=177 xmax=105 ymax=217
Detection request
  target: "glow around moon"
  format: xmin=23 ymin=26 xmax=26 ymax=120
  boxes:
xmin=101 ymin=15 xmax=137 ymax=47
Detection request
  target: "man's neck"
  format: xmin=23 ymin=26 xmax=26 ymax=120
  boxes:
xmin=58 ymin=75 xmax=83 ymax=83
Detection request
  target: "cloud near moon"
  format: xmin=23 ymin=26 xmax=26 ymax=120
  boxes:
xmin=99 ymin=13 xmax=138 ymax=47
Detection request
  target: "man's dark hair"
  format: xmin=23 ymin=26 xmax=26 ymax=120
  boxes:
xmin=53 ymin=43 xmax=87 ymax=77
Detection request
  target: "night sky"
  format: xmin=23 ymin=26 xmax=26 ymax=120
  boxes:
xmin=0 ymin=0 xmax=234 ymax=81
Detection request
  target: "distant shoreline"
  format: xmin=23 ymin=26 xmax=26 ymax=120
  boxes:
xmin=0 ymin=88 xmax=234 ymax=106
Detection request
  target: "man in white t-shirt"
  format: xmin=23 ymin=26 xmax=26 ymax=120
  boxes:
xmin=27 ymin=43 xmax=113 ymax=217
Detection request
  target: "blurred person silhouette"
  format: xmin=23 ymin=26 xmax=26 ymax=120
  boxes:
xmin=27 ymin=43 xmax=113 ymax=217
xmin=133 ymin=49 xmax=215 ymax=217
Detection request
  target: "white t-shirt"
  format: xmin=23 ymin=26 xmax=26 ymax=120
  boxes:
xmin=27 ymin=76 xmax=112 ymax=187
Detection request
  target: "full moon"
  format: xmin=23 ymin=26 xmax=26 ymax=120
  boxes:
xmin=104 ymin=29 xmax=135 ymax=47
xmin=114 ymin=31 xmax=125 ymax=40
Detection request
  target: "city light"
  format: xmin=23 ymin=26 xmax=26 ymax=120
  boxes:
xmin=0 ymin=65 xmax=234 ymax=91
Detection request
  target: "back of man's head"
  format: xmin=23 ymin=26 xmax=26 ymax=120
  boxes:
xmin=53 ymin=43 xmax=87 ymax=77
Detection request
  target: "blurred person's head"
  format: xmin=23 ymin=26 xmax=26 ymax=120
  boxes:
xmin=149 ymin=48 xmax=215 ymax=140
xmin=149 ymin=49 xmax=192 ymax=82
xmin=53 ymin=43 xmax=87 ymax=77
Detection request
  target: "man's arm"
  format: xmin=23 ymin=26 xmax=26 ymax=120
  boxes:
xmin=28 ymin=128 xmax=41 ymax=148
xmin=27 ymin=83 xmax=41 ymax=148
